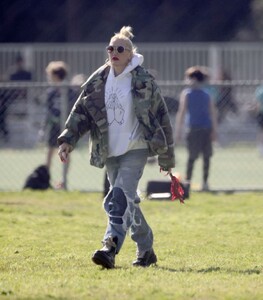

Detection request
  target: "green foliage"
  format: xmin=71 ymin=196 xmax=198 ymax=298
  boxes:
xmin=0 ymin=191 xmax=262 ymax=300
xmin=0 ymin=1 xmax=254 ymax=42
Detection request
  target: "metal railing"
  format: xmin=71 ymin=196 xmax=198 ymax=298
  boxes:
xmin=1 ymin=42 xmax=263 ymax=82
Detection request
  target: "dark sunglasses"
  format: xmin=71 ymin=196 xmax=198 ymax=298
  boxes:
xmin=106 ymin=45 xmax=130 ymax=54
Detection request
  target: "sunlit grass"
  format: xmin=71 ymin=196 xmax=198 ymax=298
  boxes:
xmin=0 ymin=191 xmax=262 ymax=299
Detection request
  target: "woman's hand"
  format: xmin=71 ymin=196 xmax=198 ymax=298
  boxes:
xmin=160 ymin=167 xmax=172 ymax=175
xmin=58 ymin=142 xmax=73 ymax=163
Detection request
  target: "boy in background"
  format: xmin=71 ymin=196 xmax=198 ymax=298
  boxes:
xmin=176 ymin=66 xmax=217 ymax=197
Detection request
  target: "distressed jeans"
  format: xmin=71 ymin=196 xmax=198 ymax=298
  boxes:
xmin=103 ymin=149 xmax=154 ymax=254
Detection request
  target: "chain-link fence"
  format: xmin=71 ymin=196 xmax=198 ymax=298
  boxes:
xmin=0 ymin=81 xmax=262 ymax=192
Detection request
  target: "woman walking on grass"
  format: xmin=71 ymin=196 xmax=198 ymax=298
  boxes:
xmin=57 ymin=26 xmax=175 ymax=269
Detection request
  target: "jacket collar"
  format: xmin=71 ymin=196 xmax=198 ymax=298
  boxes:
xmin=84 ymin=65 xmax=110 ymax=133
xmin=83 ymin=64 xmax=153 ymax=131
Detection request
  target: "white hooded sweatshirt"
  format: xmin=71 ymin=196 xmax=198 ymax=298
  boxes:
xmin=105 ymin=53 xmax=148 ymax=157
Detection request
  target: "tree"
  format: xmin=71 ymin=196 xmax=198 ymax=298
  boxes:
xmin=0 ymin=0 xmax=256 ymax=43
xmin=251 ymin=0 xmax=263 ymax=40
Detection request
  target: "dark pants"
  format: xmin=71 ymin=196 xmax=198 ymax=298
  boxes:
xmin=186 ymin=128 xmax=212 ymax=184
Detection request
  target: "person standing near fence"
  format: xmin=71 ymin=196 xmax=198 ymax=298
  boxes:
xmin=214 ymin=69 xmax=238 ymax=124
xmin=2 ymin=54 xmax=33 ymax=143
xmin=9 ymin=54 xmax=32 ymax=81
xmin=254 ymin=86 xmax=263 ymax=157
xmin=0 ymin=76 xmax=9 ymax=143
xmin=57 ymin=26 xmax=175 ymax=269
xmin=40 ymin=61 xmax=75 ymax=190
xmin=176 ymin=66 xmax=217 ymax=197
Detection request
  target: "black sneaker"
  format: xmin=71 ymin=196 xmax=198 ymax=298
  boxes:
xmin=132 ymin=248 xmax=157 ymax=267
xmin=92 ymin=236 xmax=117 ymax=269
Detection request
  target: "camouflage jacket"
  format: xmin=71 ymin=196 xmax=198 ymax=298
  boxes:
xmin=57 ymin=63 xmax=175 ymax=170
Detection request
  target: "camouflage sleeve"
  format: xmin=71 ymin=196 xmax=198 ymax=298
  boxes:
xmin=152 ymin=82 xmax=175 ymax=169
xmin=57 ymin=90 xmax=92 ymax=149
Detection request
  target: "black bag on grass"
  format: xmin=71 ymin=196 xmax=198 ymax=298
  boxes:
xmin=146 ymin=180 xmax=171 ymax=199
xmin=23 ymin=165 xmax=51 ymax=190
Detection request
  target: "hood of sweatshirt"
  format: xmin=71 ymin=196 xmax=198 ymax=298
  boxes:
xmin=115 ymin=53 xmax=144 ymax=79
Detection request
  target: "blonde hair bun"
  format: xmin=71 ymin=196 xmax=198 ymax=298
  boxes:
xmin=119 ymin=26 xmax=134 ymax=39
xmin=111 ymin=26 xmax=137 ymax=54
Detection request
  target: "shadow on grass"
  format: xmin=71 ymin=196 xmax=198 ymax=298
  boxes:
xmin=98 ymin=265 xmax=261 ymax=275
xmin=156 ymin=266 xmax=261 ymax=275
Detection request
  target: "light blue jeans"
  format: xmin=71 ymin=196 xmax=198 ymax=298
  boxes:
xmin=103 ymin=149 xmax=153 ymax=254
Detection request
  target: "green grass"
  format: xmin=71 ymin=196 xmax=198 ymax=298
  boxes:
xmin=0 ymin=191 xmax=262 ymax=300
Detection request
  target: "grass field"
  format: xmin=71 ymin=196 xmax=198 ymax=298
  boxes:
xmin=1 ymin=144 xmax=263 ymax=192
xmin=0 ymin=191 xmax=262 ymax=300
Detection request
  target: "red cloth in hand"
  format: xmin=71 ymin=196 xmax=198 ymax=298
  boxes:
xmin=170 ymin=174 xmax=185 ymax=203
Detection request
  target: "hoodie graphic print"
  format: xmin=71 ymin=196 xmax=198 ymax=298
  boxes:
xmin=105 ymin=53 xmax=147 ymax=157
